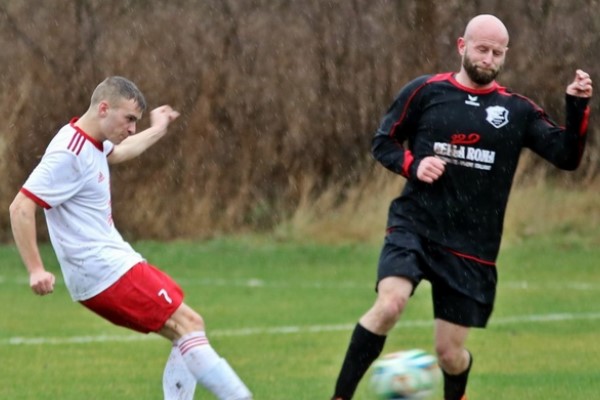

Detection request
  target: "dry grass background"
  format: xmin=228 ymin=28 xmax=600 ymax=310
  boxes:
xmin=275 ymin=164 xmax=600 ymax=247
xmin=1 ymin=0 xmax=598 ymax=244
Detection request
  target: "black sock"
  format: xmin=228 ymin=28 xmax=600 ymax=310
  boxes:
xmin=331 ymin=323 xmax=386 ymax=400
xmin=443 ymin=351 xmax=473 ymax=400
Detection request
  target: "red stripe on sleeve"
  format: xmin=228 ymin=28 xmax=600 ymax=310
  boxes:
xmin=20 ymin=188 xmax=52 ymax=209
xmin=580 ymin=106 xmax=590 ymax=136
xmin=402 ymin=150 xmax=414 ymax=177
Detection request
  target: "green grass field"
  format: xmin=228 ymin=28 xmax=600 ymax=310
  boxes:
xmin=1 ymin=232 xmax=600 ymax=399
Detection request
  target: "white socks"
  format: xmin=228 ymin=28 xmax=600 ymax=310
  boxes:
xmin=175 ymin=332 xmax=252 ymax=400
xmin=163 ymin=345 xmax=197 ymax=400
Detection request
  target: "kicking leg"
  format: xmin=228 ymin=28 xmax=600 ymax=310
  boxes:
xmin=159 ymin=303 xmax=252 ymax=400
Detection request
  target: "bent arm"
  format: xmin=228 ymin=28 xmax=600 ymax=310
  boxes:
xmin=371 ymin=96 xmax=418 ymax=178
xmin=525 ymin=95 xmax=590 ymax=170
xmin=535 ymin=69 xmax=593 ymax=170
xmin=108 ymin=125 xmax=169 ymax=164
xmin=371 ymin=76 xmax=431 ymax=180
xmin=9 ymin=191 xmax=55 ymax=295
xmin=108 ymin=105 xmax=180 ymax=164
xmin=371 ymin=135 xmax=411 ymax=174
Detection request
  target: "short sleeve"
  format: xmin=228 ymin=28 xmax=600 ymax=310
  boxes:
xmin=22 ymin=149 xmax=85 ymax=208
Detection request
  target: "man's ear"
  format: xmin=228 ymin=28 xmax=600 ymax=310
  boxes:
xmin=98 ymin=101 xmax=109 ymax=117
xmin=457 ymin=37 xmax=466 ymax=56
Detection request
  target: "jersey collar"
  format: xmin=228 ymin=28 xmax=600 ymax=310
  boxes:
xmin=448 ymin=73 xmax=502 ymax=95
xmin=69 ymin=117 xmax=104 ymax=151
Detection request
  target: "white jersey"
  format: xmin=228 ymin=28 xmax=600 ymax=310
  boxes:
xmin=22 ymin=119 xmax=144 ymax=301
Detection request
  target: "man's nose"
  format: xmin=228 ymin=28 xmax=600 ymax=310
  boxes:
xmin=482 ymin=52 xmax=494 ymax=65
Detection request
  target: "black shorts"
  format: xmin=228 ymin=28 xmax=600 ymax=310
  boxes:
xmin=377 ymin=227 xmax=497 ymax=327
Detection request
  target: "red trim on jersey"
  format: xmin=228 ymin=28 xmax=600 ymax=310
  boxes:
xmin=576 ymin=106 xmax=591 ymax=162
xmin=402 ymin=150 xmax=414 ymax=177
xmin=69 ymin=118 xmax=103 ymax=152
xmin=580 ymin=106 xmax=590 ymax=136
xmin=446 ymin=73 xmax=503 ymax=95
xmin=507 ymin=92 xmax=563 ymax=129
xmin=389 ymin=73 xmax=503 ymax=139
xmin=446 ymin=248 xmax=496 ymax=266
xmin=426 ymin=72 xmax=453 ymax=83
xmin=20 ymin=188 xmax=51 ymax=209
xmin=67 ymin=131 xmax=86 ymax=155
xmin=389 ymin=79 xmax=432 ymax=139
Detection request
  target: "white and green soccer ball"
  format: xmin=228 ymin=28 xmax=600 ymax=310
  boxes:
xmin=369 ymin=349 xmax=442 ymax=400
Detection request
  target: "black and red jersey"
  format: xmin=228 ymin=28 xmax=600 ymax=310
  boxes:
xmin=372 ymin=72 xmax=590 ymax=263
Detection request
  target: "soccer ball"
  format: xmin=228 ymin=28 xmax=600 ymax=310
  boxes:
xmin=369 ymin=349 xmax=442 ymax=400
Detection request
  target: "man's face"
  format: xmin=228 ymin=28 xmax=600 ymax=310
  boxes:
xmin=100 ymin=98 xmax=142 ymax=144
xmin=462 ymin=40 xmax=507 ymax=86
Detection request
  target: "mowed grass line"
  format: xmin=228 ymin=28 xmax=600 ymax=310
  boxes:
xmin=1 ymin=234 xmax=600 ymax=399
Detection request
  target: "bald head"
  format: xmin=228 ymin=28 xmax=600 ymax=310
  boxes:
xmin=455 ymin=14 xmax=509 ymax=88
xmin=464 ymin=14 xmax=509 ymax=47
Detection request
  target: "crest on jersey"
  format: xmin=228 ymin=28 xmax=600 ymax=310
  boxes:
xmin=485 ymin=106 xmax=509 ymax=128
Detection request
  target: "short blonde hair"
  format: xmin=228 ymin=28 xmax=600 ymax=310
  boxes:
xmin=90 ymin=76 xmax=147 ymax=111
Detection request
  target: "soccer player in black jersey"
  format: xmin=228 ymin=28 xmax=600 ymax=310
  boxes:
xmin=330 ymin=14 xmax=592 ymax=400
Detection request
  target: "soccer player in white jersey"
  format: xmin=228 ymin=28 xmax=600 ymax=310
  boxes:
xmin=9 ymin=76 xmax=252 ymax=400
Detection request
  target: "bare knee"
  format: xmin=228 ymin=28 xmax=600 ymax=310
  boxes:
xmin=436 ymin=345 xmax=468 ymax=374
xmin=435 ymin=343 xmax=458 ymax=366
xmin=379 ymin=292 xmax=408 ymax=323
xmin=159 ymin=303 xmax=206 ymax=341
xmin=361 ymin=291 xmax=409 ymax=334
xmin=434 ymin=320 xmax=471 ymax=374
xmin=184 ymin=310 xmax=204 ymax=332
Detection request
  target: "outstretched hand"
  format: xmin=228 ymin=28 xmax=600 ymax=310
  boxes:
xmin=150 ymin=105 xmax=181 ymax=132
xmin=566 ymin=69 xmax=593 ymax=98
